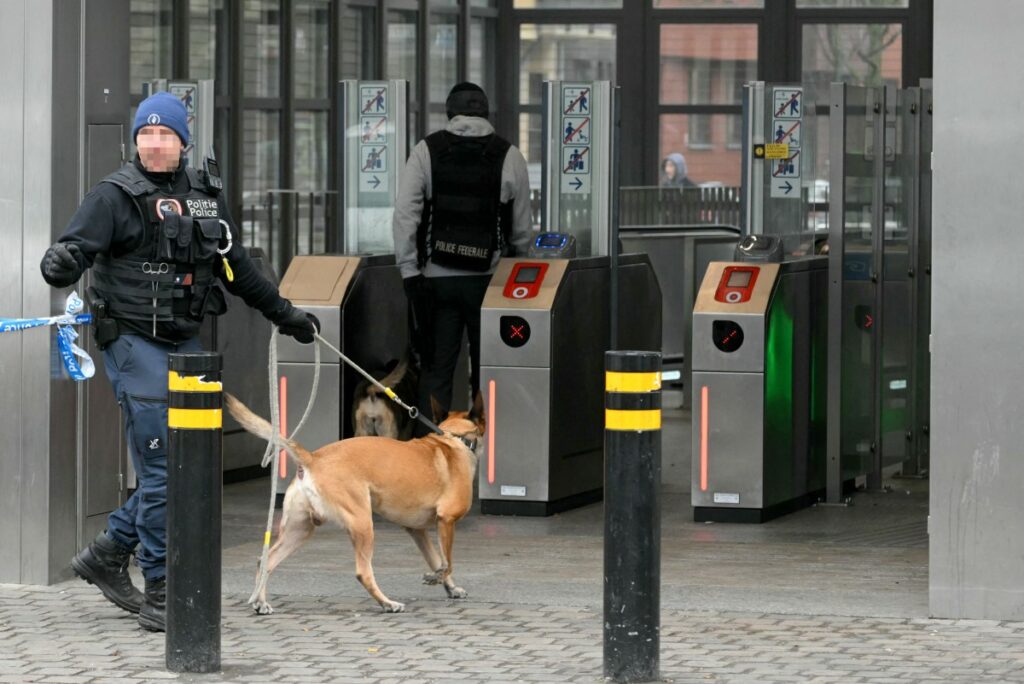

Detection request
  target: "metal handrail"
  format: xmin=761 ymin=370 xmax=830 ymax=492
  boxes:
xmin=530 ymin=185 xmax=743 ymax=230
xmin=244 ymin=189 xmax=339 ymax=275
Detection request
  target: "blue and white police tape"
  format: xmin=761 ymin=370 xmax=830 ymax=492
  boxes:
xmin=0 ymin=292 xmax=95 ymax=381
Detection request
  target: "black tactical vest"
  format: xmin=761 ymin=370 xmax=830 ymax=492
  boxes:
xmin=419 ymin=131 xmax=513 ymax=272
xmin=92 ymin=163 xmax=228 ymax=339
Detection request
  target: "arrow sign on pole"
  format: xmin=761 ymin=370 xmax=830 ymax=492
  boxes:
xmin=780 ymin=180 xmax=793 ymax=195
xmin=570 ymin=177 xmax=583 ymax=191
xmin=369 ymin=176 xmax=381 ymax=189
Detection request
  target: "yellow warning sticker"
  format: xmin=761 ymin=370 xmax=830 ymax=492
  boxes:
xmin=764 ymin=143 xmax=790 ymax=159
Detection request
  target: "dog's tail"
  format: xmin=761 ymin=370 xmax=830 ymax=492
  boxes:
xmin=377 ymin=354 xmax=409 ymax=388
xmin=224 ymin=392 xmax=315 ymax=468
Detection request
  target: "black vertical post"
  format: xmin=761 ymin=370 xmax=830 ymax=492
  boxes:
xmin=540 ymin=84 xmax=549 ymax=234
xmin=609 ymin=87 xmax=621 ymax=351
xmin=166 ymin=352 xmax=223 ymax=673
xmin=267 ymin=190 xmax=276 ymax=269
xmin=308 ymin=191 xmax=315 ymax=252
xmin=604 ymin=350 xmax=661 ymax=683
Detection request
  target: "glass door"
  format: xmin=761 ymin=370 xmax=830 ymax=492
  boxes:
xmin=516 ymin=22 xmax=618 ymax=193
xmin=878 ymin=86 xmax=917 ymax=470
xmin=826 ymin=83 xmax=884 ymax=499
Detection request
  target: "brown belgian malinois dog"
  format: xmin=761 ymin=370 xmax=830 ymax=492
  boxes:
xmin=224 ymin=392 xmax=485 ymax=614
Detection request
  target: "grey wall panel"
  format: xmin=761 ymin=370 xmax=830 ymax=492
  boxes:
xmin=28 ymin=1 xmax=74 ymax=586
xmin=81 ymin=123 xmax=127 ymax=531
xmin=0 ymin=0 xmax=28 ymax=583
xmin=0 ymin=0 xmax=75 ymax=585
xmin=51 ymin=0 xmax=91 ymax=572
xmin=931 ymin=0 xmax=1024 ymax=619
xmin=2 ymin=0 xmax=133 ymax=584
xmin=48 ymin=0 xmax=87 ymax=584
xmin=51 ymin=0 xmax=83 ymax=233
xmin=83 ymin=0 xmax=130 ymax=124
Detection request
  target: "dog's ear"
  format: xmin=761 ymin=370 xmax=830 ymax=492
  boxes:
xmin=468 ymin=391 xmax=485 ymax=430
xmin=430 ymin=395 xmax=446 ymax=424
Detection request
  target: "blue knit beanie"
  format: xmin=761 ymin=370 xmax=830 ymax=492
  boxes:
xmin=133 ymin=92 xmax=189 ymax=146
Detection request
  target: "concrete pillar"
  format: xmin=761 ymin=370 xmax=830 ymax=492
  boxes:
xmin=0 ymin=0 xmax=129 ymax=585
xmin=930 ymin=0 xmax=1024 ymax=619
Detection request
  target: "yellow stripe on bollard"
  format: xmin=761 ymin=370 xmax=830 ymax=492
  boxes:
xmin=605 ymin=409 xmax=661 ymax=431
xmin=168 ymin=408 xmax=223 ymax=429
xmin=605 ymin=371 xmax=661 ymax=393
xmin=168 ymin=371 xmax=223 ymax=393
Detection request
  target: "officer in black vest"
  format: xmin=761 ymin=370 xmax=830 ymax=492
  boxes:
xmin=39 ymin=92 xmax=318 ymax=632
xmin=393 ymin=83 xmax=532 ymax=429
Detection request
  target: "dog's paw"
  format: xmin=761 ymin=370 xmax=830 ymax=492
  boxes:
xmin=445 ymin=586 xmax=468 ymax=599
xmin=422 ymin=572 xmax=441 ymax=585
xmin=381 ymin=600 xmax=406 ymax=613
xmin=252 ymin=600 xmax=274 ymax=615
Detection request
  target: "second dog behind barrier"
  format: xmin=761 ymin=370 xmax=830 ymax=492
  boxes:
xmin=351 ymin=354 xmax=419 ymax=440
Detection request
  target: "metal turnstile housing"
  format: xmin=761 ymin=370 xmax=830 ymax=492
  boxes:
xmin=479 ymin=254 xmax=661 ymax=516
xmin=274 ymin=254 xmax=407 ymax=488
xmin=691 ymin=258 xmax=827 ymax=522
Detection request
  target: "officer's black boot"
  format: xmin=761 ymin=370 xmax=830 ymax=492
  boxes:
xmin=71 ymin=531 xmax=144 ymax=614
xmin=138 ymin=576 xmax=166 ymax=632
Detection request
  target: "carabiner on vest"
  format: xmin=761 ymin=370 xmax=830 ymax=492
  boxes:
xmin=218 ymin=219 xmax=234 ymax=282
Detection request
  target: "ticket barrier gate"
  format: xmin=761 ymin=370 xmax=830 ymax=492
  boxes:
xmin=691 ymin=246 xmax=827 ymax=523
xmin=273 ymin=255 xmax=407 ymax=488
xmin=478 ymin=254 xmax=661 ymax=516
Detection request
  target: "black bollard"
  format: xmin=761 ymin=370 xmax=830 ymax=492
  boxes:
xmin=166 ymin=352 xmax=223 ymax=673
xmin=603 ymin=350 xmax=661 ymax=683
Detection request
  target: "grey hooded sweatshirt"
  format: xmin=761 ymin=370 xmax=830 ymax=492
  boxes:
xmin=393 ymin=115 xmax=534 ymax=279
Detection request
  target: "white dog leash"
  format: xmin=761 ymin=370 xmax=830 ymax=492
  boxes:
xmin=250 ymin=329 xmax=447 ymax=607
xmin=250 ymin=330 xmax=321 ymax=607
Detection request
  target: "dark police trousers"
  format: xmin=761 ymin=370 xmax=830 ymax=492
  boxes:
xmin=102 ymin=334 xmax=202 ymax=581
xmin=416 ymin=275 xmax=491 ymax=429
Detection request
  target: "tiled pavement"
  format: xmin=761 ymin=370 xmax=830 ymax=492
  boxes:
xmin=2 ymin=412 xmax=1020 ymax=683
xmin=2 ymin=582 xmax=1024 ymax=683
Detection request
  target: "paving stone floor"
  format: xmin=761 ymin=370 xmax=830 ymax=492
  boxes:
xmin=2 ymin=583 xmax=1024 ymax=683
xmin=3 ymin=411 xmax=1022 ymax=682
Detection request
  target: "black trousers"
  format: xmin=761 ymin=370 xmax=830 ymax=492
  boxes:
xmin=414 ymin=275 xmax=491 ymax=429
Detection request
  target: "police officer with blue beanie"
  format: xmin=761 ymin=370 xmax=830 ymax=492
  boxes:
xmin=40 ymin=91 xmax=319 ymax=632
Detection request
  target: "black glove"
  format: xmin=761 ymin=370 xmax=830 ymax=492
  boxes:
xmin=276 ymin=306 xmax=320 ymax=344
xmin=41 ymin=242 xmax=83 ymax=286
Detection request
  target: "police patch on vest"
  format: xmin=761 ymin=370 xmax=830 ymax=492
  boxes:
xmin=155 ymin=198 xmax=183 ymax=219
xmin=428 ymin=225 xmax=498 ymax=271
xmin=186 ymin=198 xmax=220 ymax=218
xmin=434 ymin=240 xmax=490 ymax=260
xmin=150 ymin=197 xmax=221 ymax=221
